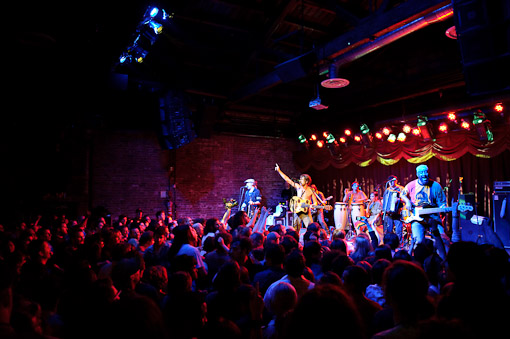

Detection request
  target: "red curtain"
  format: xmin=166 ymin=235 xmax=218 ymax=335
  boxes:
xmin=293 ymin=125 xmax=510 ymax=218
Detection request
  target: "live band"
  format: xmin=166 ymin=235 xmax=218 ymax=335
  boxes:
xmin=239 ymin=163 xmax=473 ymax=257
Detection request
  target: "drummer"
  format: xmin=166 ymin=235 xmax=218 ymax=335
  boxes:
xmin=343 ymin=181 xmax=368 ymax=227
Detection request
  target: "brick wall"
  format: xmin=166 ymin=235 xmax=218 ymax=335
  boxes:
xmin=90 ymin=130 xmax=171 ymax=220
xmin=173 ymin=134 xmax=298 ymax=221
xmin=90 ymin=130 xmax=298 ymax=222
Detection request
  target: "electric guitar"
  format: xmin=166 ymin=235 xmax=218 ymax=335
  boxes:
xmin=289 ymin=196 xmax=333 ymax=214
xmin=403 ymin=202 xmax=473 ymax=224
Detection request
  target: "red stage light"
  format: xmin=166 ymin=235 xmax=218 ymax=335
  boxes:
xmin=412 ymin=128 xmax=421 ymax=136
xmin=310 ymin=134 xmax=317 ymax=141
xmin=439 ymin=123 xmax=448 ymax=133
xmin=402 ymin=125 xmax=411 ymax=133
xmin=382 ymin=127 xmax=391 ymax=135
xmin=317 ymin=140 xmax=324 ymax=148
xmin=461 ymin=120 xmax=470 ymax=129
xmin=339 ymin=137 xmax=346 ymax=143
xmin=323 ymin=131 xmax=329 ymax=138
xmin=495 ymin=103 xmax=504 ymax=112
xmin=354 ymin=135 xmax=361 ymax=142
xmin=447 ymin=112 xmax=456 ymax=121
xmin=344 ymin=129 xmax=352 ymax=136
xmin=375 ymin=132 xmax=383 ymax=139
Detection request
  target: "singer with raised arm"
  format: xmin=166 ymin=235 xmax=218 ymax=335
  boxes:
xmin=240 ymin=178 xmax=262 ymax=219
xmin=274 ymin=163 xmax=316 ymax=234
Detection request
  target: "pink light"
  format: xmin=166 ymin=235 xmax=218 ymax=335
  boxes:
xmin=439 ymin=123 xmax=448 ymax=133
xmin=447 ymin=112 xmax=456 ymax=121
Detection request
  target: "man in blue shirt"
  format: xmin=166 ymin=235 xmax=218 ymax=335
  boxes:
xmin=241 ymin=178 xmax=262 ymax=219
xmin=401 ymin=164 xmax=447 ymax=259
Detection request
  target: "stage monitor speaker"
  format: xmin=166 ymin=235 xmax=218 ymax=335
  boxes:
xmin=458 ymin=193 xmax=476 ymax=221
xmin=452 ymin=0 xmax=510 ymax=95
xmin=460 ymin=217 xmax=505 ymax=249
xmin=493 ymin=192 xmax=510 ymax=248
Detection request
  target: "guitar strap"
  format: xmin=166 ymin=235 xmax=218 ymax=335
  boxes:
xmin=312 ymin=190 xmax=325 ymax=206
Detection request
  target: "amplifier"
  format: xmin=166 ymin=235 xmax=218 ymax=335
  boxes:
xmin=494 ymin=181 xmax=510 ymax=193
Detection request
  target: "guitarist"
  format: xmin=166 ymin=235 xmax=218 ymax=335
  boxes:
xmin=401 ymin=164 xmax=447 ymax=260
xmin=310 ymin=184 xmax=329 ymax=233
xmin=274 ymin=163 xmax=316 ymax=234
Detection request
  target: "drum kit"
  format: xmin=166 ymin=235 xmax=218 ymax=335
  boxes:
xmin=334 ymin=202 xmax=366 ymax=230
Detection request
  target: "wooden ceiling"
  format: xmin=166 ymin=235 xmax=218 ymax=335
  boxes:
xmin=10 ymin=0 xmax=510 ymax=139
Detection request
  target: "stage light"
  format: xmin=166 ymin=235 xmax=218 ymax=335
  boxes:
xmin=447 ymin=112 xmax=456 ymax=121
xmin=323 ymin=131 xmax=329 ymax=138
xmin=461 ymin=120 xmax=470 ymax=130
xmin=339 ymin=137 xmax=346 ymax=143
xmin=387 ymin=134 xmax=396 ymax=143
xmin=310 ymin=134 xmax=317 ymax=141
xmin=412 ymin=128 xmax=421 ymax=136
xmin=397 ymin=133 xmax=406 ymax=142
xmin=360 ymin=124 xmax=370 ymax=134
xmin=317 ymin=140 xmax=324 ymax=148
xmin=439 ymin=122 xmax=448 ymax=133
xmin=402 ymin=125 xmax=411 ymax=133
xmin=375 ymin=132 xmax=383 ymax=139
xmin=473 ymin=111 xmax=494 ymax=142
xmin=382 ymin=127 xmax=391 ymax=135
xmin=417 ymin=116 xmax=434 ymax=141
xmin=298 ymin=134 xmax=307 ymax=143
xmin=148 ymin=20 xmax=163 ymax=34
xmin=326 ymin=133 xmax=336 ymax=143
xmin=494 ymin=103 xmax=504 ymax=113
xmin=354 ymin=135 xmax=361 ymax=142
xmin=344 ymin=129 xmax=352 ymax=136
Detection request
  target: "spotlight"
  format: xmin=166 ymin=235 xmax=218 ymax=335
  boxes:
xmin=397 ymin=133 xmax=406 ymax=142
xmin=387 ymin=134 xmax=396 ymax=143
xmin=317 ymin=140 xmax=325 ymax=148
xmin=354 ymin=135 xmax=361 ymax=142
xmin=460 ymin=120 xmax=470 ymax=130
xmin=323 ymin=131 xmax=329 ymax=138
xmin=360 ymin=124 xmax=373 ymax=147
xmin=310 ymin=134 xmax=317 ymax=141
xmin=402 ymin=125 xmax=411 ymax=133
xmin=417 ymin=116 xmax=435 ymax=141
xmin=438 ymin=123 xmax=448 ymax=133
xmin=375 ymin=132 xmax=383 ymax=139
xmin=494 ymin=103 xmax=504 ymax=113
xmin=298 ymin=134 xmax=307 ymax=143
xmin=382 ymin=127 xmax=391 ymax=135
xmin=326 ymin=133 xmax=336 ymax=144
xmin=412 ymin=128 xmax=421 ymax=136
xmin=344 ymin=129 xmax=352 ymax=136
xmin=447 ymin=112 xmax=457 ymax=121
xmin=473 ymin=111 xmax=494 ymax=142
xmin=339 ymin=137 xmax=346 ymax=143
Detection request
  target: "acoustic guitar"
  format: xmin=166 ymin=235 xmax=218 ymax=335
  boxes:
xmin=289 ymin=196 xmax=333 ymax=214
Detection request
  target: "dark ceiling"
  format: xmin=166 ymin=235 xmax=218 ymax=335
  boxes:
xmin=9 ymin=0 xmax=510 ymax=141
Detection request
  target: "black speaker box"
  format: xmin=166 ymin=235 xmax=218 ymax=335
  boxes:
xmin=460 ymin=217 xmax=505 ymax=249
xmin=452 ymin=0 xmax=510 ymax=95
xmin=493 ymin=192 xmax=510 ymax=248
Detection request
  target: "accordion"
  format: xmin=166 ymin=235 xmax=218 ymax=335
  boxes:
xmin=383 ymin=190 xmax=401 ymax=213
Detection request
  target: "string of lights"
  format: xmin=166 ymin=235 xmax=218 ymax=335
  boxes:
xmin=298 ymin=102 xmax=506 ymax=152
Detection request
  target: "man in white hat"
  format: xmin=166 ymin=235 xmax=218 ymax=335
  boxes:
xmin=241 ymin=178 xmax=262 ymax=218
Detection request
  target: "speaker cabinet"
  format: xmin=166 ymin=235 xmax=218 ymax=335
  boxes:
xmin=452 ymin=0 xmax=510 ymax=95
xmin=493 ymin=192 xmax=510 ymax=248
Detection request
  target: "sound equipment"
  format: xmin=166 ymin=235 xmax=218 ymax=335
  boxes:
xmin=493 ymin=192 xmax=510 ymax=248
xmin=494 ymin=181 xmax=510 ymax=193
xmin=459 ymin=216 xmax=505 ymax=249
xmin=452 ymin=0 xmax=510 ymax=96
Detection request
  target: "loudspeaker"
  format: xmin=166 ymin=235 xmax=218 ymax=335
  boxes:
xmin=460 ymin=217 xmax=505 ymax=249
xmin=452 ymin=0 xmax=510 ymax=95
xmin=493 ymin=192 xmax=510 ymax=248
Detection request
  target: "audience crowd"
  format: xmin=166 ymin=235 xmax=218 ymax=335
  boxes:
xmin=0 ymin=207 xmax=509 ymax=339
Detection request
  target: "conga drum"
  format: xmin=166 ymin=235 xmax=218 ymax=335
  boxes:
xmin=350 ymin=203 xmax=366 ymax=231
xmin=334 ymin=202 xmax=348 ymax=230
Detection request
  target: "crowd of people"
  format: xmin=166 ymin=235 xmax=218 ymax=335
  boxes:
xmin=0 ymin=204 xmax=509 ymax=339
